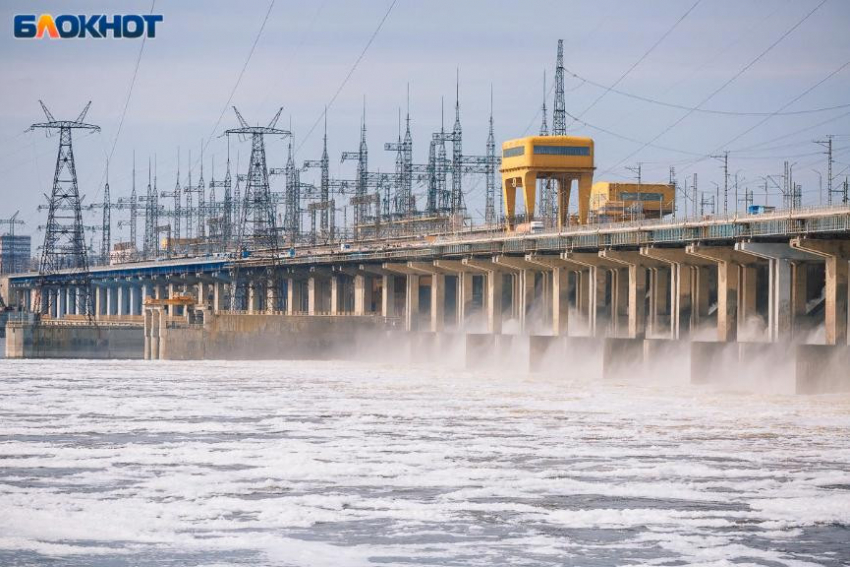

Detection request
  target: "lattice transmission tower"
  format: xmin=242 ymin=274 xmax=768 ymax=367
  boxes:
xmin=552 ymin=39 xmax=566 ymax=136
xmin=224 ymin=106 xmax=289 ymax=312
xmin=226 ymin=107 xmax=289 ymax=253
xmin=28 ymin=100 xmax=99 ymax=315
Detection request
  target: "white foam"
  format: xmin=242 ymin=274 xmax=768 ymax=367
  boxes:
xmin=0 ymin=358 xmax=848 ymax=565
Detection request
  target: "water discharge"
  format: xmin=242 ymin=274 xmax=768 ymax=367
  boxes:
xmin=0 ymin=359 xmax=848 ymax=566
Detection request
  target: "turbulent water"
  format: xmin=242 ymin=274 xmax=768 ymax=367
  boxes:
xmin=0 ymin=358 xmax=849 ymax=566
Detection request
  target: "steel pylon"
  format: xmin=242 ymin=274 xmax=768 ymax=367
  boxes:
xmin=28 ymin=100 xmax=99 ymax=316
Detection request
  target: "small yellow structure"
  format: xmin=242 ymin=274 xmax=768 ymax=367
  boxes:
xmin=500 ymin=135 xmax=594 ymax=230
xmin=590 ymin=182 xmax=675 ymax=222
xmin=143 ymin=294 xmax=196 ymax=307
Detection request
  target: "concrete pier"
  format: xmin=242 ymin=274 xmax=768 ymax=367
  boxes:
xmin=602 ymin=338 xmax=644 ymax=379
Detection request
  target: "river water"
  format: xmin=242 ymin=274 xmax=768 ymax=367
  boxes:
xmin=0 ymin=359 xmax=848 ymax=566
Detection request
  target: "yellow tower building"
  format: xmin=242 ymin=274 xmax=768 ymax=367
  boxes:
xmin=500 ymin=135 xmax=595 ymax=230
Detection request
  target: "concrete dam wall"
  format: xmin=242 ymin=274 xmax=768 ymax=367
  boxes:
xmin=5 ymin=323 xmax=144 ymax=359
xmin=148 ymin=311 xmax=397 ymax=361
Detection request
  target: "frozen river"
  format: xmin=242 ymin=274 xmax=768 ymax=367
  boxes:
xmin=0 ymin=359 xmax=848 ymax=566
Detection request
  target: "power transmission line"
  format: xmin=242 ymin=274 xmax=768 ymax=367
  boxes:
xmin=295 ymin=0 xmax=398 ymax=156
xmin=568 ymin=0 xmax=703 ymax=127
xmin=199 ymin=0 xmax=276 ymax=171
xmin=88 ymin=0 xmax=156 ymax=204
xmin=597 ymin=0 xmax=828 ymax=179
xmin=561 ymin=65 xmax=850 ymax=116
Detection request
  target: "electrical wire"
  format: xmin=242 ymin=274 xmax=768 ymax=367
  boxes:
xmin=200 ymin=0 xmax=276 ymax=168
xmin=88 ymin=0 xmax=156 ymax=204
xmin=668 ymin=55 xmax=849 ymax=178
xmin=732 ymin=108 xmax=850 ymax=154
xmin=597 ymin=0 xmax=828 ymax=179
xmin=295 ymin=0 xmax=397 ymax=156
xmin=568 ymin=0 xmax=703 ymax=128
xmin=258 ymin=0 xmax=328 ymax=110
xmin=562 ymin=65 xmax=850 ymax=116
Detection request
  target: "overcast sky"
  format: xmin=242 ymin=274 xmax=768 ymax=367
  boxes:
xmin=2 ymin=0 xmax=849 ymax=241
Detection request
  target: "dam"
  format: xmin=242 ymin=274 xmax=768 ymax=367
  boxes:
xmin=3 ymin=38 xmax=848 ymax=395
xmin=5 ymin=202 xmax=850 ymax=394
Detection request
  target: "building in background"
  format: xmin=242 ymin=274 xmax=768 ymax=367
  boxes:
xmin=590 ymin=182 xmax=675 ymax=223
xmin=0 ymin=234 xmax=32 ymax=274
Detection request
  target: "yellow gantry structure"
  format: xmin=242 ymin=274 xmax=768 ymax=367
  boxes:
xmin=500 ymin=135 xmax=595 ymax=230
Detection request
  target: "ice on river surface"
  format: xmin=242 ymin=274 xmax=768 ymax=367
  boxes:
xmin=0 ymin=359 xmax=849 ymax=566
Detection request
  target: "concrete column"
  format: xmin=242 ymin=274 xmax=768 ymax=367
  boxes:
xmin=95 ymin=287 xmax=103 ymax=320
xmin=459 ymin=272 xmax=473 ymax=328
xmin=487 ymin=271 xmax=503 ymax=334
xmin=509 ymin=273 xmax=520 ymax=319
xmin=140 ymin=283 xmax=149 ymax=313
xmin=687 ymin=246 xmax=753 ymax=343
xmin=116 ymin=285 xmax=125 ymax=316
xmin=564 ymin=252 xmax=611 ymax=337
xmin=56 ymin=288 xmax=66 ymax=318
xmin=692 ymin=266 xmax=710 ymax=332
xmin=354 ymin=274 xmax=367 ymax=316
xmin=739 ymin=265 xmax=758 ymax=335
xmin=167 ymin=283 xmax=176 ymax=316
xmin=431 ymin=272 xmax=446 ymax=332
xmin=212 ymin=282 xmax=222 ymax=313
xmin=381 ymin=274 xmax=396 ymax=318
xmin=552 ymin=266 xmax=569 ymax=336
xmin=493 ymin=256 xmax=543 ymax=334
xmin=363 ymin=275 xmax=374 ymax=314
xmin=610 ymin=269 xmax=627 ymax=336
xmin=649 ymin=267 xmax=669 ymax=337
xmin=737 ymin=242 xmax=820 ymax=343
xmin=147 ymin=307 xmax=161 ymax=359
xmin=330 ymin=276 xmax=340 ymax=315
xmin=772 ymin=258 xmax=792 ymax=342
xmin=286 ymin=278 xmax=302 ymax=315
xmin=244 ymin=282 xmax=253 ymax=314
xmin=641 ymin=247 xmax=701 ymax=340
xmin=792 ymin=263 xmax=808 ymax=320
xmin=717 ymin=262 xmax=738 ymax=342
xmin=405 ymin=274 xmax=420 ymax=331
xmin=197 ymin=282 xmax=207 ymax=308
xmin=266 ymin=278 xmax=277 ymax=313
xmin=157 ymin=307 xmax=167 ymax=359
xmin=586 ymin=267 xmax=598 ymax=337
xmin=525 ymin=255 xmax=582 ymax=337
xmin=600 ymin=251 xmax=648 ymax=340
xmin=308 ymin=276 xmax=317 ymax=315
xmin=68 ymin=287 xmax=78 ymax=316
xmin=128 ymin=285 xmax=137 ymax=316
xmin=144 ymin=308 xmax=152 ymax=360
xmin=648 ymin=269 xmax=658 ymax=336
xmin=628 ymin=264 xmax=647 ymax=339
xmin=518 ymin=270 xmax=535 ymax=334
xmin=677 ymin=264 xmax=691 ymax=339
xmin=65 ymin=287 xmax=73 ymax=317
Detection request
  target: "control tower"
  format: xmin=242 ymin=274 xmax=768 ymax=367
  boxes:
xmin=500 ymin=135 xmax=595 ymax=230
